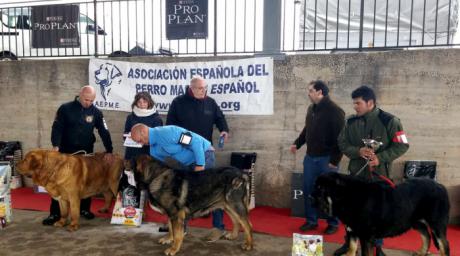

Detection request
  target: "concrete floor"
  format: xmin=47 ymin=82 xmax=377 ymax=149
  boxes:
xmin=0 ymin=210 xmax=416 ymax=256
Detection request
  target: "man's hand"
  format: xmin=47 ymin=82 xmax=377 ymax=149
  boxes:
xmin=220 ymin=131 xmax=229 ymax=142
xmin=194 ymin=165 xmax=205 ymax=171
xmin=103 ymin=153 xmax=114 ymax=164
xmin=52 ymin=146 xmax=59 ymax=151
xmin=328 ymin=163 xmax=337 ymax=169
xmin=369 ymin=155 xmax=380 ymax=167
xmin=290 ymin=145 xmax=297 ymax=154
xmin=359 ymin=147 xmax=375 ymax=160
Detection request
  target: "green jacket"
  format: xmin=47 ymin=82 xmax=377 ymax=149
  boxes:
xmin=338 ymin=107 xmax=409 ymax=178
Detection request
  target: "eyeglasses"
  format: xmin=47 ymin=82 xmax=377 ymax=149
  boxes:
xmin=191 ymin=85 xmax=207 ymax=91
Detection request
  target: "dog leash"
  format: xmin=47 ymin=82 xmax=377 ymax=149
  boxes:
xmin=355 ymin=159 xmax=370 ymax=176
xmin=354 ymin=160 xmax=396 ymax=189
xmin=71 ymin=150 xmax=94 ymax=156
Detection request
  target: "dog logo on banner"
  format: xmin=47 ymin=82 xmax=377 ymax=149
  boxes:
xmin=94 ymin=63 xmax=123 ymax=100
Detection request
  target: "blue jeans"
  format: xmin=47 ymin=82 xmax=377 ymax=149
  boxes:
xmin=205 ymin=149 xmax=225 ymax=230
xmin=303 ymin=155 xmax=339 ymax=227
xmin=204 ymin=149 xmax=215 ymax=169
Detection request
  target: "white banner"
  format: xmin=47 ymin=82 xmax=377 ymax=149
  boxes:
xmin=88 ymin=57 xmax=273 ymax=115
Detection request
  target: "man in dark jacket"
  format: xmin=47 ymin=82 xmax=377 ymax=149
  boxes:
xmin=166 ymin=75 xmax=229 ymax=242
xmin=290 ymin=80 xmax=345 ymax=235
xmin=166 ymin=76 xmax=229 ymax=143
xmin=42 ymin=85 xmax=114 ymax=225
xmin=334 ymin=85 xmax=409 ymax=256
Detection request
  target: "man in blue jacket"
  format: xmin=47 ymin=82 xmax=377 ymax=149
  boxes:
xmin=130 ymin=124 xmax=215 ymax=171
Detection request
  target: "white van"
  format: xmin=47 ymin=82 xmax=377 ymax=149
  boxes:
xmin=0 ymin=7 xmax=115 ymax=60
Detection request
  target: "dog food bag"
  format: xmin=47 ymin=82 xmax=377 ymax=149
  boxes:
xmin=110 ymin=189 xmax=146 ymax=227
xmin=292 ymin=233 xmax=323 ymax=256
xmin=0 ymin=163 xmax=13 ymax=223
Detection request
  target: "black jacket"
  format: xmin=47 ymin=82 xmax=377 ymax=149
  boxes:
xmin=123 ymin=112 xmax=163 ymax=160
xmin=166 ymin=88 xmax=229 ymax=143
xmin=293 ymin=96 xmax=345 ymax=166
xmin=51 ymin=97 xmax=113 ymax=154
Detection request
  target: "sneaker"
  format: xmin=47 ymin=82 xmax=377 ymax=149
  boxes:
xmin=324 ymin=225 xmax=339 ymax=235
xmin=299 ymin=222 xmax=318 ymax=232
xmin=42 ymin=215 xmax=60 ymax=225
xmin=80 ymin=210 xmax=95 ymax=220
xmin=205 ymin=228 xmax=226 ymax=243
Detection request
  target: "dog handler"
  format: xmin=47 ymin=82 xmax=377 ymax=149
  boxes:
xmin=336 ymin=85 xmax=409 ymax=256
xmin=290 ymin=80 xmax=345 ymax=235
xmin=42 ymin=85 xmax=114 ymax=226
xmin=130 ymin=124 xmax=215 ymax=172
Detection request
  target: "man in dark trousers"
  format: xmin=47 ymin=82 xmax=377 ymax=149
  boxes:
xmin=335 ymin=85 xmax=409 ymax=256
xmin=42 ymin=85 xmax=114 ymax=225
xmin=166 ymin=75 xmax=229 ymax=242
xmin=290 ymin=80 xmax=345 ymax=235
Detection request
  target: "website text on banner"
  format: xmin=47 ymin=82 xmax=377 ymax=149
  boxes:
xmin=88 ymin=57 xmax=274 ymax=115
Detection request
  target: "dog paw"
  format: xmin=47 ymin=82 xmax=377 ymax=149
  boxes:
xmin=241 ymin=242 xmax=253 ymax=251
xmin=224 ymin=232 xmax=238 ymax=240
xmin=67 ymin=224 xmax=79 ymax=232
xmin=54 ymin=219 xmax=66 ymax=227
xmin=164 ymin=247 xmax=178 ymax=256
xmin=158 ymin=236 xmax=173 ymax=245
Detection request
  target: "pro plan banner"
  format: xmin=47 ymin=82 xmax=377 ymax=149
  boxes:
xmin=88 ymin=57 xmax=273 ymax=115
xmin=166 ymin=0 xmax=208 ymax=40
xmin=31 ymin=5 xmax=80 ymax=48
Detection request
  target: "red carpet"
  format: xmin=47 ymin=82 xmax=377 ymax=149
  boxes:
xmin=11 ymin=187 xmax=460 ymax=255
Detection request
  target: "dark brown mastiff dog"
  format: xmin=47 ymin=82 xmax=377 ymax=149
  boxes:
xmin=17 ymin=149 xmax=123 ymax=231
xmin=132 ymin=155 xmax=253 ymax=256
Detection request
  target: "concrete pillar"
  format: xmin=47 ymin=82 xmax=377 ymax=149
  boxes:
xmin=261 ymin=0 xmax=285 ymax=59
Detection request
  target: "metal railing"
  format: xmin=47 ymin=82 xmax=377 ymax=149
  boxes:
xmin=283 ymin=0 xmax=459 ymax=52
xmin=0 ymin=0 xmax=458 ymax=59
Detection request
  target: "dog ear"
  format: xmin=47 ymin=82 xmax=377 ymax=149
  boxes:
xmin=135 ymin=154 xmax=153 ymax=173
xmin=28 ymin=151 xmax=44 ymax=170
xmin=135 ymin=155 xmax=146 ymax=172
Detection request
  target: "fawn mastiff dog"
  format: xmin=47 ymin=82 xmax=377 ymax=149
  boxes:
xmin=17 ymin=149 xmax=123 ymax=231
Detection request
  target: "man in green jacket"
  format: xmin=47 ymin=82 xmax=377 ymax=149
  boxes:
xmin=335 ymin=85 xmax=409 ymax=256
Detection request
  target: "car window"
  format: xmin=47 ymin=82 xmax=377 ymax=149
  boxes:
xmin=1 ymin=10 xmax=31 ymax=29
xmin=79 ymin=14 xmax=94 ymax=25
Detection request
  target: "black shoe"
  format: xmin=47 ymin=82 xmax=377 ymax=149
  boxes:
xmin=80 ymin=210 xmax=95 ymax=220
xmin=324 ymin=225 xmax=339 ymax=235
xmin=375 ymin=246 xmax=386 ymax=256
xmin=333 ymin=243 xmax=349 ymax=256
xmin=42 ymin=215 xmax=60 ymax=225
xmin=299 ymin=222 xmax=318 ymax=232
